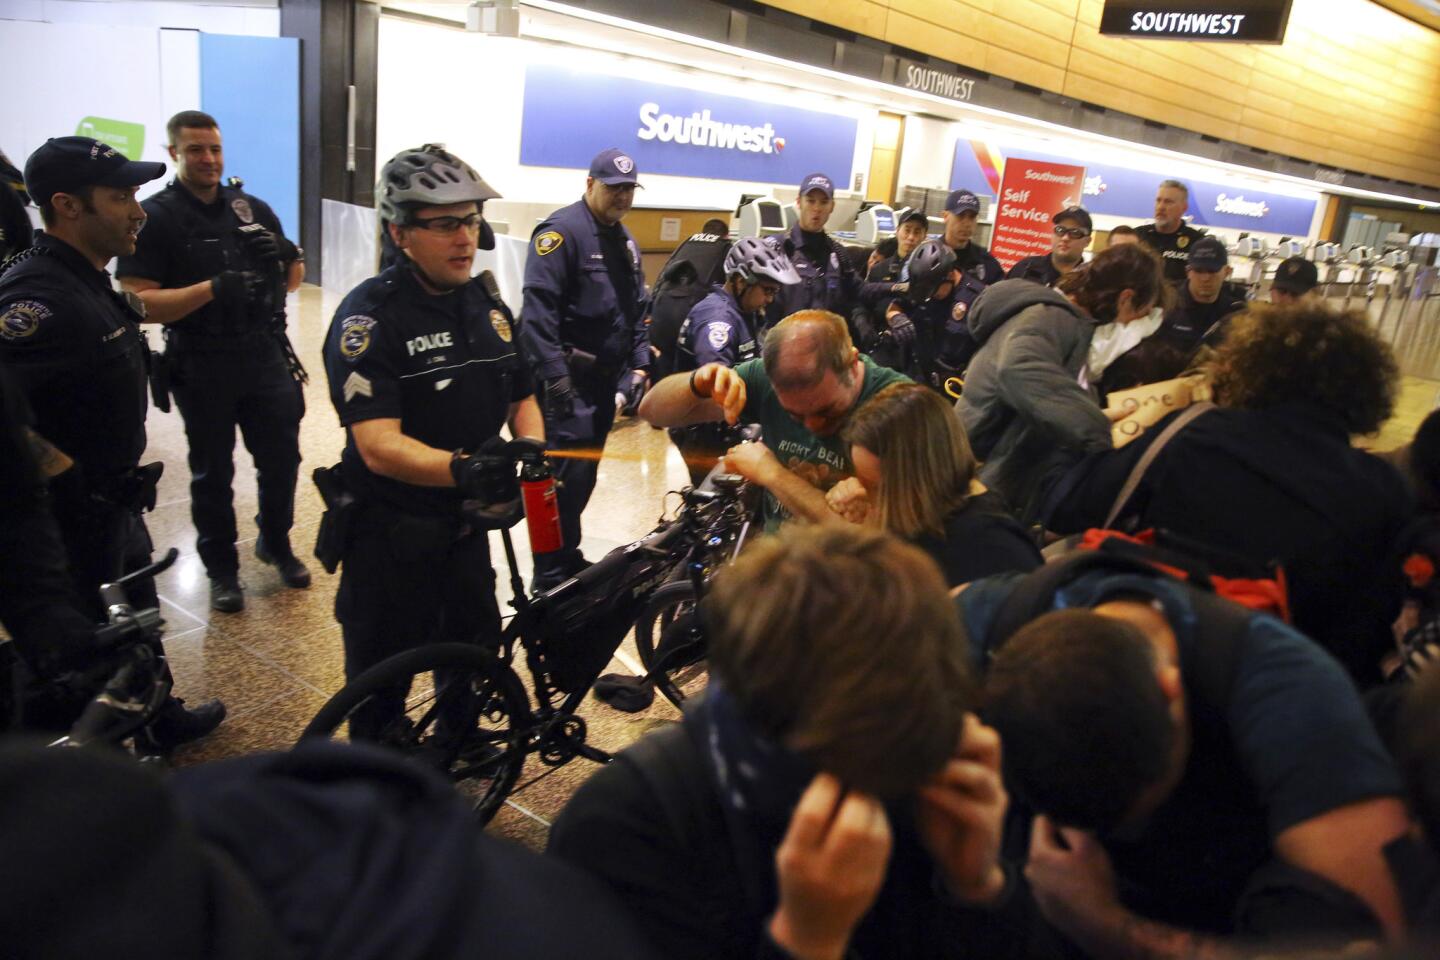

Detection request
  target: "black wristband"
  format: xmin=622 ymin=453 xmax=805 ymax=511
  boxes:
xmin=688 ymin=368 xmax=706 ymax=398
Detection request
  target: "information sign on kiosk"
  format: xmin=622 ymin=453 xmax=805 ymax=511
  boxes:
xmin=989 ymin=158 xmax=1086 ymax=273
xmin=1099 ymin=1 xmax=1293 ymax=43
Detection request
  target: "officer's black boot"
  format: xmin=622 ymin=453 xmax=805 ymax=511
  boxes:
xmin=210 ymin=576 xmax=245 ymax=613
xmin=145 ymin=695 xmax=227 ymax=752
xmin=255 ymin=533 xmax=312 ymax=589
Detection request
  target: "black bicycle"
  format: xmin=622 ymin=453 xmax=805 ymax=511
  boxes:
xmin=298 ymin=439 xmax=760 ymax=824
xmin=0 ymin=549 xmax=180 ymax=752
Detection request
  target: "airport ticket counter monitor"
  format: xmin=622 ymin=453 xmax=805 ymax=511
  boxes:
xmin=855 ymin=204 xmax=896 ymax=244
xmin=737 ymin=196 xmax=788 ymax=239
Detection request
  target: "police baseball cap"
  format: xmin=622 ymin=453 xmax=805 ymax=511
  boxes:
xmin=899 ymin=210 xmax=929 ymax=228
xmin=589 ymin=148 xmax=641 ymax=187
xmin=24 ymin=136 xmax=165 ymax=205
xmin=945 ymin=189 xmax=981 ymax=216
xmin=1272 ymin=256 xmax=1319 ymax=295
xmin=799 ymin=173 xmax=834 ymax=199
xmin=1053 ymin=206 xmax=1093 ymax=233
xmin=1186 ymin=236 xmax=1229 ymax=272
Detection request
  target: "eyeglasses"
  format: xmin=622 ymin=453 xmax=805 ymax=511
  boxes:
xmin=410 ymin=213 xmax=483 ymax=234
xmin=1054 ymin=226 xmax=1091 ymax=240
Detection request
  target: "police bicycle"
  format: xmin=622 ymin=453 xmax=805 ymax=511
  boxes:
xmin=2 ymin=549 xmax=182 ymax=752
xmin=298 ymin=434 xmax=761 ymax=824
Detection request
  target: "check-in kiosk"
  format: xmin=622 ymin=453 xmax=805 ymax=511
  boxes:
xmin=737 ymin=197 xmax=788 ymax=239
xmin=855 ymin=204 xmax=897 ymax=244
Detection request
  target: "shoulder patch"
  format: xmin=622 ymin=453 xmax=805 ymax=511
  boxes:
xmin=231 ymin=197 xmax=255 ymax=225
xmin=338 ymin=314 xmax=377 ymax=362
xmin=534 ymin=231 xmax=564 ymax=256
xmin=706 ymin=324 xmax=730 ymax=350
xmin=489 ymin=309 xmax=512 ymax=343
xmin=0 ymin=300 xmax=53 ymax=340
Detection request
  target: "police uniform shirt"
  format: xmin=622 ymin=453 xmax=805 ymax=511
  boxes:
xmin=906 ymin=273 xmax=986 ymax=376
xmin=0 ymin=232 xmax=148 ymax=479
xmin=117 ymin=180 xmax=290 ymax=342
xmin=521 ymin=198 xmax=649 ymax=384
xmin=674 ymin=286 xmax=758 ymax=373
xmin=1005 ymin=254 xmax=1063 ymax=287
xmin=866 ymin=255 xmax=904 ymax=284
xmin=1135 ymin=223 xmax=1206 ymax=284
xmin=952 ymin=242 xmax=1005 ymax=286
xmin=1161 ymin=281 xmax=1248 ymax=355
xmin=766 ymin=225 xmax=863 ymax=328
xmin=325 ymin=264 xmax=534 ymax=516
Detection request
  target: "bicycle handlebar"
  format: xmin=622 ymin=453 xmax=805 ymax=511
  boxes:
xmin=98 ymin=548 xmax=179 ymax=614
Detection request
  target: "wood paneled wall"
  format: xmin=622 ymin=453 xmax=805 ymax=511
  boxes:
xmin=756 ymin=0 xmax=1440 ymax=189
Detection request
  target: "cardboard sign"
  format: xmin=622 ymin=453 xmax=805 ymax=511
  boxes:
xmin=989 ymin=158 xmax=1085 ymax=272
xmin=1106 ymin=375 xmax=1211 ymax=448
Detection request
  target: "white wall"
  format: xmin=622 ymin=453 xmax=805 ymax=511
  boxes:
xmin=896 ymin=115 xmax=955 ymax=193
xmin=0 ymin=0 xmax=279 ymax=34
xmin=376 ymin=17 xmax=877 ymax=229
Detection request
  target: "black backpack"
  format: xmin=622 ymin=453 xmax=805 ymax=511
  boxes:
xmin=649 ymin=234 xmax=731 ymax=380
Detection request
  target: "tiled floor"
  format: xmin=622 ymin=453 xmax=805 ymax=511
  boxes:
xmin=145 ymin=283 xmax=1440 ymax=851
xmin=151 ymin=284 xmax=692 ymax=849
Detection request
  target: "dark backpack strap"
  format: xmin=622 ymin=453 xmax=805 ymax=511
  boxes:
xmin=987 ymin=549 xmax=1162 ymax=651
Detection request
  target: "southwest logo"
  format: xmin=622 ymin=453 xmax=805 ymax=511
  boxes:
xmin=637 ymin=103 xmax=781 ymax=155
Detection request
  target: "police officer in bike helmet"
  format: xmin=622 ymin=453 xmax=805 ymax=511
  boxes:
xmin=322 ymin=143 xmax=544 ymax=742
xmin=667 ymin=238 xmax=800 ymax=484
xmin=884 ymin=239 xmax=985 ymax=395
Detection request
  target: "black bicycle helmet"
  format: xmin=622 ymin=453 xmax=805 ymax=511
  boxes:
xmin=901 ymin=239 xmax=958 ymax=301
xmin=377 ymin=144 xmax=500 ymax=231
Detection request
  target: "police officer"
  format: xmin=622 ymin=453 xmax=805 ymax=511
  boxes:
xmin=1135 ymin=179 xmax=1205 ymax=284
xmin=520 ymin=147 xmax=649 ymax=592
xmin=1269 ymin=255 xmax=1320 ymax=306
xmin=764 ymin=173 xmax=865 ymax=329
xmin=1160 ymin=235 xmax=1249 ymax=356
xmin=1006 ymin=206 xmax=1092 ymax=287
xmin=323 ymin=145 xmax=543 ymax=740
xmin=647 ymin=222 xmax=731 ymax=381
xmin=866 ymin=210 xmax=929 ymax=284
xmin=117 ymin=110 xmax=307 ymax=614
xmin=0 ymin=136 xmax=224 ymax=746
xmin=882 ymin=239 xmax=985 ymax=392
xmin=943 ymin=189 xmax=1004 ymax=286
xmin=669 ymin=237 xmax=800 ymax=484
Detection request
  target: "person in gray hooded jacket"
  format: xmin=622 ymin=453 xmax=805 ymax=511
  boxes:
xmin=955 ymin=244 xmax=1164 ymax=524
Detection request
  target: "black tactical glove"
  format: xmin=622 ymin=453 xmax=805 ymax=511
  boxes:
xmin=886 ymin=310 xmax=917 ymax=348
xmin=543 ymin=375 xmax=577 ymax=420
xmin=211 ymin=270 xmax=263 ymax=309
xmin=450 ymin=440 xmax=523 ymax=529
xmin=616 ymin=369 xmax=649 ymax=416
xmin=239 ymin=225 xmax=298 ymax=264
xmin=851 ymin=309 xmax=881 ymax=350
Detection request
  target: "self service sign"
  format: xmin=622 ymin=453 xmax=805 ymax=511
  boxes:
xmin=520 ymin=66 xmax=860 ymax=184
xmin=1099 ymin=1 xmax=1293 ymax=43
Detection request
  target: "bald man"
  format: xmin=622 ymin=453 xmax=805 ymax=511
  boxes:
xmin=639 ymin=310 xmax=909 ymax=527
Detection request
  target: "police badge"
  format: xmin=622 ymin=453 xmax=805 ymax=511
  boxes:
xmin=952 ymin=301 xmax=968 ymax=322
xmin=231 ymin=198 xmax=255 ymax=225
xmin=1177 ymin=236 xmax=1190 ymax=249
xmin=490 ymin=309 xmax=512 ymax=343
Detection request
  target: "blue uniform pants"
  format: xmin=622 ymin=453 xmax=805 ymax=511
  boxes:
xmin=531 ymin=379 xmax=617 ymax=591
xmin=169 ymin=341 xmax=303 ymax=578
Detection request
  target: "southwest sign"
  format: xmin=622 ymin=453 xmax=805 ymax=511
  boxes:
xmin=520 ymin=66 xmax=859 ymax=184
xmin=1099 ymin=1 xmax=1293 ymax=43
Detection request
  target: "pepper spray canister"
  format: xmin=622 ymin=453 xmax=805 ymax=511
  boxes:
xmin=520 ymin=457 xmax=563 ymax=554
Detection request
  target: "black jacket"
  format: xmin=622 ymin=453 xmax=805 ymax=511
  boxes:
xmin=1044 ymin=402 xmax=1412 ymax=685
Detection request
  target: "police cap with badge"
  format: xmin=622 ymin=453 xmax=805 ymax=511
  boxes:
xmin=23 ymin=136 xmax=165 ymax=208
xmin=1185 ymin=236 xmax=1230 ymax=273
xmin=1272 ymin=256 xmax=1319 ymax=296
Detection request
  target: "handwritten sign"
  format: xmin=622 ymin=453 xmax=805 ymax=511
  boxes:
xmin=1105 ymin=375 xmax=1211 ymax=447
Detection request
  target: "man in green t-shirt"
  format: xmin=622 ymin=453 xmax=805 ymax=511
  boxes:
xmin=639 ymin=309 xmax=909 ymax=527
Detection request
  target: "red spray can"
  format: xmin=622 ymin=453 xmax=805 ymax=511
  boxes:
xmin=521 ymin=458 xmax=564 ymax=554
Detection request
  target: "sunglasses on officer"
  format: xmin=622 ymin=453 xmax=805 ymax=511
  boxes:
xmin=1054 ymin=225 xmax=1091 ymax=240
xmin=410 ymin=212 xmax=483 ymax=234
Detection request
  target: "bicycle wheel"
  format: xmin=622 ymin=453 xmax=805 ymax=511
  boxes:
xmin=301 ymin=643 xmax=529 ymax=825
xmin=634 ymin=581 xmax=710 ymax=708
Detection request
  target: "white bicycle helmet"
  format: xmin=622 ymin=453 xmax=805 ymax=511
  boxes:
xmin=724 ymin=236 xmax=801 ymax=286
